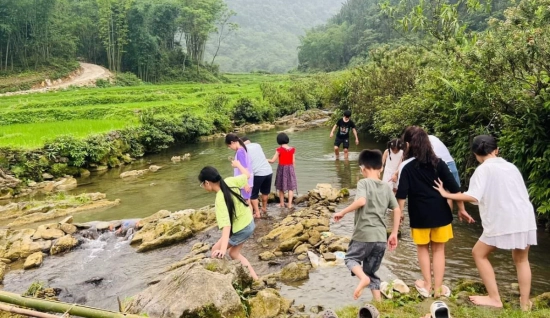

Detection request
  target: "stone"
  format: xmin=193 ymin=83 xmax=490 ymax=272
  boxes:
xmin=314 ymin=226 xmax=330 ymax=233
xmin=141 ymin=210 xmax=171 ymax=225
xmin=297 ymin=254 xmax=307 ymax=261
xmin=310 ymin=305 xmax=324 ymax=314
xmin=327 ymin=237 xmax=350 ymax=253
xmin=263 ymin=223 xmax=304 ymax=242
xmin=532 ymin=292 xmax=550 ymax=308
xmin=79 ymin=169 xmax=91 ymax=177
xmin=148 ymin=165 xmax=161 ymax=172
xmin=137 ymin=228 xmax=193 ymax=253
xmin=127 ymin=263 xmax=246 ymax=318
xmin=53 ymin=177 xmax=77 ymax=191
xmin=322 ymin=252 xmax=336 ymax=262
xmin=95 ymin=221 xmax=111 ymax=231
xmin=6 ymin=239 xmax=52 ymax=260
xmin=307 ymin=230 xmax=321 ymax=245
xmin=171 ymin=156 xmax=182 ymax=162
xmin=24 ymin=252 xmax=43 ymax=269
xmin=42 ymin=173 xmax=54 ymax=180
xmin=294 ymin=244 xmax=311 ymax=255
xmin=59 ymin=223 xmax=77 ymax=235
xmin=280 ymin=262 xmax=310 ymax=282
xmin=259 ymin=251 xmax=276 ymax=261
xmin=274 ymin=251 xmax=283 ymax=257
xmin=41 ymin=228 xmax=65 ymax=240
xmin=120 ymin=169 xmax=148 ymax=179
xmin=278 ymin=238 xmax=300 ymax=252
xmin=59 ymin=216 xmax=74 ymax=224
xmin=249 ymin=288 xmax=289 ymax=318
xmin=0 ymin=262 xmax=6 ymax=283
xmin=50 ymin=235 xmax=78 ymax=255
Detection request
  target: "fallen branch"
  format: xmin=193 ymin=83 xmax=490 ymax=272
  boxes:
xmin=0 ymin=302 xmax=61 ymax=318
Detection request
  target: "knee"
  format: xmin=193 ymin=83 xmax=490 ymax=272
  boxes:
xmin=229 ymin=249 xmax=240 ymax=260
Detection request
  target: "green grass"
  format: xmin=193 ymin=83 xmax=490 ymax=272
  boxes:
xmin=0 ymin=73 xmax=298 ymax=148
xmin=0 ymin=119 xmax=136 ymax=149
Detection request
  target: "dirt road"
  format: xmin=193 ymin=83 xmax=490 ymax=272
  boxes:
xmin=0 ymin=62 xmax=112 ymax=97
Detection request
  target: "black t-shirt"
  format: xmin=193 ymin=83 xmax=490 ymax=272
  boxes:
xmin=396 ymin=158 xmax=460 ymax=229
xmin=336 ymin=118 xmax=356 ymax=139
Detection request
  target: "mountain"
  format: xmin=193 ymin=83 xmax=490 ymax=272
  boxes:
xmin=205 ymin=0 xmax=343 ymax=73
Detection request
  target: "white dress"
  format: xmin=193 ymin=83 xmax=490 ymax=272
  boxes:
xmin=382 ymin=150 xmax=403 ymax=189
xmin=464 ymin=157 xmax=537 ymax=250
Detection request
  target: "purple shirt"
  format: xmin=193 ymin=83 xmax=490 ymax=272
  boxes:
xmin=234 ymin=147 xmax=253 ymax=199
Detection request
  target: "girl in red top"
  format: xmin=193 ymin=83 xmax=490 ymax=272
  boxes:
xmin=268 ymin=133 xmax=298 ymax=208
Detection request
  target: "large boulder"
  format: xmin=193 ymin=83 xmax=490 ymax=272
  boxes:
xmin=127 ymin=262 xmax=247 ymax=318
xmin=50 ymin=235 xmax=78 ymax=255
xmin=249 ymin=288 xmax=293 ymax=318
xmin=280 ymin=262 xmax=310 ymax=283
xmin=136 ymin=228 xmax=193 ymax=253
xmin=5 ymin=239 xmax=51 ymax=260
xmin=53 ymin=177 xmax=77 ymax=191
xmin=24 ymin=252 xmax=43 ymax=269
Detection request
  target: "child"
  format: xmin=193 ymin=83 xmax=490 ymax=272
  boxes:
xmin=268 ymin=133 xmax=297 ymax=209
xmin=396 ymin=126 xmax=474 ymax=298
xmin=198 ymin=161 xmax=258 ymax=280
xmin=434 ymin=135 xmax=537 ymax=311
xmin=382 ymin=139 xmax=404 ymax=193
xmin=225 ymin=133 xmax=253 ymax=206
xmin=330 ymin=110 xmax=359 ymax=159
xmin=333 ymin=149 xmax=401 ymax=301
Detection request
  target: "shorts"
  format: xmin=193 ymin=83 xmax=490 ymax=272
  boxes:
xmin=334 ymin=137 xmax=350 ymax=149
xmin=344 ymin=241 xmax=387 ymax=290
xmin=251 ymin=174 xmax=272 ymax=199
xmin=411 ymin=224 xmax=453 ymax=245
xmin=446 ymin=161 xmax=460 ymax=187
xmin=229 ymin=221 xmax=255 ymax=246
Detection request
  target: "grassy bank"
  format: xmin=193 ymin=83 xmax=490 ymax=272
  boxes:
xmin=0 ymin=61 xmax=79 ymax=94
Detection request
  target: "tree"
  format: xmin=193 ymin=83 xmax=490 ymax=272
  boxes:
xmin=97 ymin=0 xmax=133 ymax=72
xmin=210 ymin=8 xmax=238 ymax=67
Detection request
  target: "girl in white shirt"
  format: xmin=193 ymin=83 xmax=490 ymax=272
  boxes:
xmin=434 ymin=135 xmax=537 ymax=311
xmin=382 ymin=138 xmax=404 ymax=193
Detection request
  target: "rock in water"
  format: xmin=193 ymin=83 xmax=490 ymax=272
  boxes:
xmin=50 ymin=235 xmax=78 ymax=255
xmin=280 ymin=262 xmax=310 ymax=282
xmin=24 ymin=252 xmax=43 ymax=269
xmin=127 ymin=263 xmax=246 ymax=318
xmin=249 ymin=288 xmax=293 ymax=318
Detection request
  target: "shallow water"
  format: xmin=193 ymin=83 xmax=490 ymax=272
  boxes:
xmin=2 ymin=126 xmax=549 ymax=311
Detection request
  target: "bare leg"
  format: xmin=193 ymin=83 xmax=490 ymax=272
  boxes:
xmin=416 ymin=244 xmax=432 ymax=295
xmin=251 ymin=199 xmax=261 ymax=218
xmin=278 ymin=190 xmax=285 ymax=207
xmin=344 ymin=148 xmax=349 ymax=160
xmin=447 ymin=199 xmax=453 ymax=212
xmin=287 ymin=190 xmax=294 ymax=209
xmin=228 ymin=244 xmax=258 ymax=280
xmin=470 ymin=240 xmax=503 ymax=308
xmin=350 ymin=265 xmax=371 ymax=300
xmin=261 ymin=194 xmax=268 ymax=213
xmin=370 ymin=289 xmax=382 ymax=302
xmin=512 ymin=247 xmax=532 ymax=311
xmin=334 ymin=146 xmax=340 ymax=159
xmin=432 ymin=242 xmax=446 ymax=297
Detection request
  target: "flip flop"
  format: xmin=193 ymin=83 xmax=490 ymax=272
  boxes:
xmin=440 ymin=285 xmax=451 ymax=297
xmin=322 ymin=309 xmax=339 ymax=318
xmin=358 ymin=303 xmax=380 ymax=318
xmin=430 ymin=301 xmax=451 ymax=318
xmin=392 ymin=279 xmax=410 ymax=294
xmin=415 ymin=281 xmax=431 ymax=298
xmin=380 ymin=281 xmax=393 ymax=299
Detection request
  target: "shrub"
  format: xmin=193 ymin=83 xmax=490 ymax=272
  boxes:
xmin=233 ymin=98 xmax=264 ymax=125
xmin=114 ymin=72 xmax=143 ymax=86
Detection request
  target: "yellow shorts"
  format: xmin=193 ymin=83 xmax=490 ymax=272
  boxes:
xmin=411 ymin=224 xmax=453 ymax=245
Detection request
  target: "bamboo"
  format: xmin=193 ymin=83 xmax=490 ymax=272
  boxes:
xmin=0 ymin=302 xmax=61 ymax=318
xmin=0 ymin=291 xmax=143 ymax=318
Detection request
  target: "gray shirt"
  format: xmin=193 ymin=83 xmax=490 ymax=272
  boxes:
xmin=352 ymin=178 xmax=398 ymax=243
xmin=246 ymin=143 xmax=273 ymax=177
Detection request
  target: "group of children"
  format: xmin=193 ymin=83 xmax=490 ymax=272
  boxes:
xmin=197 ymin=110 xmax=538 ymax=314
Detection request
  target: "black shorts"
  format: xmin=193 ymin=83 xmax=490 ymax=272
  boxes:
xmin=251 ymin=174 xmax=272 ymax=199
xmin=334 ymin=137 xmax=350 ymax=149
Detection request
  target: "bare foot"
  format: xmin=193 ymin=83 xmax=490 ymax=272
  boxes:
xmin=469 ymin=295 xmax=503 ymax=308
xmin=261 ymin=208 xmax=267 ymax=213
xmin=287 ymin=204 xmax=293 ymax=209
xmin=353 ymin=277 xmax=370 ymax=300
xmin=254 ymin=213 xmax=261 ymax=219
xmin=520 ymin=298 xmax=533 ymax=312
xmin=278 ymin=203 xmax=285 ymax=208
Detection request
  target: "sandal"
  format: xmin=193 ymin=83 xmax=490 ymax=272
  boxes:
xmin=322 ymin=309 xmax=339 ymax=318
xmin=392 ymin=279 xmax=410 ymax=294
xmin=440 ymin=285 xmax=451 ymax=297
xmin=430 ymin=301 xmax=450 ymax=318
xmin=380 ymin=281 xmax=393 ymax=299
xmin=415 ymin=280 xmax=431 ymax=298
xmin=358 ymin=303 xmax=380 ymax=318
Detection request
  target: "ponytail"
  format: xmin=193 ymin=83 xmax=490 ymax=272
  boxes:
xmin=471 ymin=135 xmax=498 ymax=156
xmin=387 ymin=138 xmax=403 ymax=161
xmin=225 ymin=133 xmax=247 ymax=152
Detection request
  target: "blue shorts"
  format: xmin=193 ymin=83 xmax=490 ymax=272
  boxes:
xmin=229 ymin=221 xmax=255 ymax=246
xmin=446 ymin=161 xmax=461 ymax=187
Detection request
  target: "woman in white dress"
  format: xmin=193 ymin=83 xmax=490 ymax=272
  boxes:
xmin=382 ymin=139 xmax=404 ymax=193
xmin=434 ymin=135 xmax=537 ymax=311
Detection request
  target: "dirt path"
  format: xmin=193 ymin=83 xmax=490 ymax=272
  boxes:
xmin=0 ymin=62 xmax=112 ymax=97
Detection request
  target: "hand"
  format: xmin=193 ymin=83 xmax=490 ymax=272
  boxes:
xmin=387 ymin=233 xmax=398 ymax=251
xmin=244 ymin=184 xmax=251 ymax=193
xmin=230 ymin=160 xmax=242 ymax=168
xmin=211 ymin=249 xmax=226 ymax=259
xmin=330 ymin=132 xmax=334 ymax=138
xmin=333 ymin=211 xmax=345 ymax=222
xmin=432 ymin=178 xmax=449 ymax=197
xmin=355 ymin=138 xmax=359 ymax=145
xmin=391 ymin=173 xmax=398 ymax=182
xmin=399 ymin=214 xmax=405 ymax=225
xmin=458 ymin=210 xmax=475 ymax=224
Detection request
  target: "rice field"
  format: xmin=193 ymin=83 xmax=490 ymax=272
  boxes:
xmin=0 ymin=73 xmax=299 ymax=149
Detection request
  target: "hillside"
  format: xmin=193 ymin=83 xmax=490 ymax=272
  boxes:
xmin=204 ymin=0 xmax=343 ymax=73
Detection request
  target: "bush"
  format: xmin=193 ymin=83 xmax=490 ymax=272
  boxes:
xmin=114 ymin=72 xmax=143 ymax=86
xmin=233 ymin=98 xmax=265 ymax=125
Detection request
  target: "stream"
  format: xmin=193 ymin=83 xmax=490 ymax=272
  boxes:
xmin=2 ymin=126 xmax=549 ymax=311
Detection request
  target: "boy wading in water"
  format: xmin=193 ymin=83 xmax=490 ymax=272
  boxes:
xmin=330 ymin=110 xmax=359 ymax=160
xmin=333 ymin=149 xmax=401 ymax=300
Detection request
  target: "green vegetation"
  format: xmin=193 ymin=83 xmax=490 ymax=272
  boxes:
xmin=204 ymin=0 xmax=342 ymax=73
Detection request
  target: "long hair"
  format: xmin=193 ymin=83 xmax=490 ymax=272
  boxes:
xmin=198 ymin=166 xmax=248 ymax=226
xmin=402 ymin=126 xmax=439 ymax=168
xmin=225 ymin=133 xmax=247 ymax=152
xmin=387 ymin=138 xmax=404 ymax=161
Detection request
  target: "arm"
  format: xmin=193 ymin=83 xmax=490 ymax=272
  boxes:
xmin=212 ymin=226 xmax=231 ymax=258
xmin=293 ymin=154 xmax=296 ymax=168
xmin=330 ymin=124 xmax=337 ymax=137
xmin=387 ymin=206 xmax=402 ymax=251
xmin=231 ymin=160 xmax=250 ymax=179
xmin=433 ymin=180 xmax=476 ymax=223
xmin=268 ymin=151 xmax=279 ymax=164
xmin=333 ymin=197 xmax=367 ymax=222
xmin=352 ymin=128 xmax=359 ymax=145
xmin=382 ymin=150 xmax=388 ymax=171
